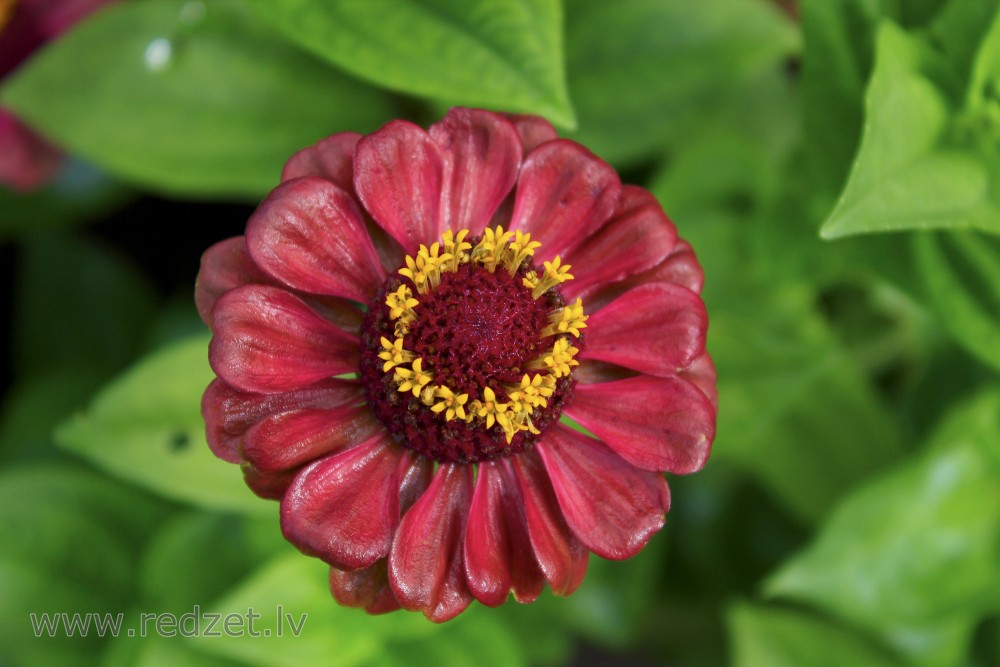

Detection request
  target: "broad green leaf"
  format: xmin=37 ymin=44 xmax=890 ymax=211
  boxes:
xmin=708 ymin=284 xmax=904 ymax=525
xmin=821 ymin=21 xmax=1000 ymax=238
xmin=0 ymin=0 xmax=396 ymax=199
xmin=188 ymin=553 xmax=431 ymax=667
xmin=14 ymin=231 xmax=156 ymax=378
xmin=914 ymin=231 xmax=1000 ymax=373
xmin=139 ymin=512 xmax=284 ymax=615
xmin=0 ymin=366 xmax=105 ymax=463
xmin=727 ymin=602 xmax=904 ymax=667
xmin=565 ymin=0 xmax=798 ymax=165
xmin=0 ymin=466 xmax=165 ymax=667
xmin=800 ymin=0 xmax=884 ymax=196
xmin=766 ymin=389 xmax=1000 ymax=666
xmin=249 ymin=0 xmax=575 ymax=128
xmin=56 ymin=334 xmax=271 ymax=515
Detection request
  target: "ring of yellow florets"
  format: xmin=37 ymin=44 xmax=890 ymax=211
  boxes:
xmin=358 ymin=227 xmax=587 ymax=463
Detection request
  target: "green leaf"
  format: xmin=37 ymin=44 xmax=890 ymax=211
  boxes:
xmin=0 ymin=0 xmax=396 ymax=199
xmin=249 ymin=0 xmax=575 ymax=128
xmin=56 ymin=334 xmax=271 ymax=515
xmin=965 ymin=4 xmax=1000 ymax=111
xmin=800 ymin=0 xmax=885 ymax=196
xmin=820 ymin=21 xmax=1000 ymax=238
xmin=914 ymin=231 xmax=1000 ymax=373
xmin=766 ymin=389 xmax=1000 ymax=666
xmin=709 ymin=284 xmax=904 ymax=525
xmin=565 ymin=0 xmax=799 ymax=165
xmin=727 ymin=602 xmax=904 ymax=667
xmin=0 ymin=466 xmax=165 ymax=666
xmin=14 ymin=231 xmax=156 ymax=378
xmin=139 ymin=512 xmax=284 ymax=615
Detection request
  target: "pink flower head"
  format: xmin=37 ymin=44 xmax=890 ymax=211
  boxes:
xmin=198 ymin=108 xmax=717 ymax=622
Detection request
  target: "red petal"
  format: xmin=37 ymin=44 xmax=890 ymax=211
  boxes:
xmin=281 ymin=434 xmax=407 ymax=570
xmin=202 ymin=377 xmax=363 ymax=464
xmin=195 ymin=237 xmax=274 ymax=327
xmin=242 ymin=462 xmax=295 ymax=500
xmin=653 ymin=238 xmax=704 ymax=294
xmin=504 ymin=113 xmax=558 ymax=154
xmin=430 ymin=108 xmax=522 ymax=235
xmin=681 ymin=351 xmax=718 ymax=412
xmin=464 ymin=459 xmax=545 ymax=606
xmin=537 ymin=425 xmax=670 ymax=560
xmin=246 ymin=177 xmax=385 ymax=302
xmin=354 ymin=120 xmax=444 ymax=253
xmin=281 ymin=132 xmax=361 ymax=192
xmin=243 ymin=405 xmax=382 ymax=472
xmin=561 ymin=186 xmax=677 ymax=301
xmin=209 ymin=285 xmax=359 ymax=393
xmin=389 ymin=464 xmax=474 ymax=622
xmin=511 ymin=449 xmax=588 ymax=596
xmin=566 ymin=376 xmax=715 ymax=474
xmin=509 ymin=139 xmax=621 ymax=261
xmin=583 ymin=282 xmax=707 ymax=376
xmin=574 ymin=360 xmax=638 ymax=385
xmin=329 ymin=559 xmax=401 ymax=615
xmin=0 ymin=109 xmax=61 ymax=191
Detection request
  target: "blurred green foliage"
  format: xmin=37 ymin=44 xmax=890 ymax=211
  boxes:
xmin=1 ymin=0 xmax=999 ymax=665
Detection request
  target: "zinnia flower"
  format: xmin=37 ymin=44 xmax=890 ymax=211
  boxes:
xmin=198 ymin=108 xmax=717 ymax=622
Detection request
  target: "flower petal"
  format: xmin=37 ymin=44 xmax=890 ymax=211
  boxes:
xmin=509 ymin=139 xmax=621 ymax=261
xmin=202 ymin=377 xmax=364 ymax=464
xmin=329 ymin=559 xmax=401 ymax=615
xmin=537 ymin=425 xmax=670 ymax=560
xmin=242 ymin=462 xmax=295 ymax=500
xmin=561 ymin=186 xmax=677 ymax=301
xmin=504 ymin=113 xmax=558 ymax=153
xmin=281 ymin=132 xmax=361 ymax=192
xmin=464 ymin=459 xmax=545 ymax=607
xmin=681 ymin=351 xmax=718 ymax=412
xmin=430 ymin=108 xmax=522 ymax=235
xmin=582 ymin=282 xmax=707 ymax=376
xmin=354 ymin=119 xmax=444 ymax=253
xmin=246 ymin=177 xmax=386 ymax=302
xmin=195 ymin=236 xmax=274 ymax=326
xmin=243 ymin=404 xmax=382 ymax=472
xmin=0 ymin=108 xmax=61 ymax=191
xmin=584 ymin=238 xmax=706 ymax=312
xmin=209 ymin=285 xmax=359 ymax=393
xmin=389 ymin=464 xmax=473 ymax=622
xmin=511 ymin=449 xmax=588 ymax=596
xmin=281 ymin=434 xmax=407 ymax=570
xmin=565 ymin=376 xmax=715 ymax=474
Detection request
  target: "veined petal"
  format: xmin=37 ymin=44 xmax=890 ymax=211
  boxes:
xmin=504 ymin=113 xmax=558 ymax=154
xmin=511 ymin=449 xmax=588 ymax=597
xmin=202 ymin=377 xmax=364 ymax=464
xmin=681 ymin=351 xmax=718 ymax=412
xmin=281 ymin=434 xmax=406 ymax=570
xmin=241 ymin=462 xmax=295 ymax=500
xmin=566 ymin=376 xmax=715 ymax=474
xmin=354 ymin=120 xmax=444 ymax=253
xmin=509 ymin=139 xmax=621 ymax=261
xmin=537 ymin=425 xmax=670 ymax=560
xmin=389 ymin=464 xmax=473 ymax=622
xmin=561 ymin=186 xmax=677 ymax=301
xmin=209 ymin=285 xmax=359 ymax=393
xmin=583 ymin=283 xmax=707 ymax=376
xmin=430 ymin=107 xmax=522 ymax=236
xmin=246 ymin=177 xmax=386 ymax=302
xmin=242 ymin=404 xmax=382 ymax=472
xmin=329 ymin=559 xmax=401 ymax=615
xmin=195 ymin=236 xmax=274 ymax=327
xmin=281 ymin=132 xmax=361 ymax=192
xmin=464 ymin=459 xmax=544 ymax=607
xmin=644 ymin=238 xmax=704 ymax=295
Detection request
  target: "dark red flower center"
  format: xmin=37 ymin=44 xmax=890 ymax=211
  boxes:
xmin=358 ymin=228 xmax=584 ymax=463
